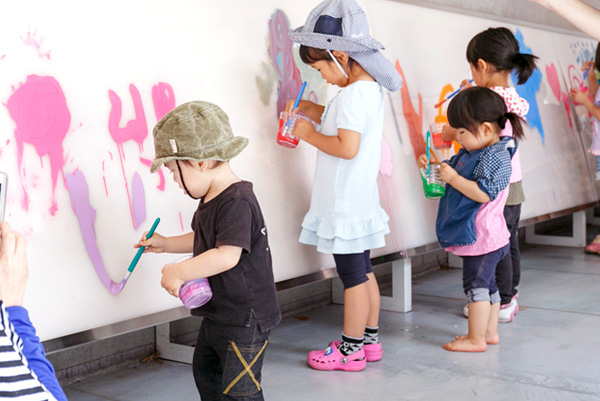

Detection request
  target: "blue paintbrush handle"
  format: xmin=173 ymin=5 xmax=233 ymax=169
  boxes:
xmin=127 ymin=217 xmax=160 ymax=273
xmin=292 ymin=81 xmax=307 ymax=111
xmin=445 ymin=79 xmax=473 ymax=100
xmin=434 ymin=79 xmax=474 ymax=108
xmin=286 ymin=82 xmax=307 ymax=128
xmin=582 ymin=57 xmax=594 ymax=82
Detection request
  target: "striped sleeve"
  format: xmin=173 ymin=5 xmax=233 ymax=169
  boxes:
xmin=0 ymin=302 xmax=56 ymax=401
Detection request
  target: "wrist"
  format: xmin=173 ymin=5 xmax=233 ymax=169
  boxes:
xmin=447 ymin=173 xmax=458 ymax=187
xmin=2 ymin=292 xmax=25 ymax=307
xmin=176 ymin=258 xmax=191 ymax=282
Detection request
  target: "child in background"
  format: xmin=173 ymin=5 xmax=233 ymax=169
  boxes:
xmin=571 ymin=43 xmax=600 ymax=255
xmin=570 ymin=44 xmax=600 ymax=254
xmin=419 ymin=87 xmax=524 ymax=352
xmin=0 ymin=222 xmax=67 ymax=401
xmin=287 ymin=0 xmax=402 ymax=371
xmin=442 ymin=27 xmax=538 ymax=323
xmin=136 ymin=101 xmax=281 ymax=400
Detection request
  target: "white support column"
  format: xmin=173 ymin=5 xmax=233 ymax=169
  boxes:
xmin=525 ymin=210 xmax=587 ymax=247
xmin=156 ymin=323 xmax=194 ymax=364
xmin=332 ymin=258 xmax=412 ymax=313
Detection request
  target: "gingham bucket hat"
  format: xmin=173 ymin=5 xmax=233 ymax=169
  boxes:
xmin=150 ymin=101 xmax=248 ymax=173
xmin=289 ymin=0 xmax=402 ymax=92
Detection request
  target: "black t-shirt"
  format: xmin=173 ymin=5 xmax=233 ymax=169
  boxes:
xmin=190 ymin=181 xmax=281 ymax=333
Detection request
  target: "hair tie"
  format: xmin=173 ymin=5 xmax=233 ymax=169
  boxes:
xmin=498 ymin=114 xmax=508 ymax=127
xmin=512 ymin=53 xmax=522 ymax=64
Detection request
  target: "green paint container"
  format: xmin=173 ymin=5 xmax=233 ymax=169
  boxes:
xmin=420 ymin=165 xmax=446 ymax=200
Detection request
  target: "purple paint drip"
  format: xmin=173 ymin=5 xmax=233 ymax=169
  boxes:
xmin=65 ymin=170 xmax=126 ymax=295
xmin=131 ymin=172 xmax=146 ymax=229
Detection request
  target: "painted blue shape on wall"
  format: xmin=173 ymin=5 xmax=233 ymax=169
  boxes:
xmin=512 ymin=29 xmax=545 ymax=145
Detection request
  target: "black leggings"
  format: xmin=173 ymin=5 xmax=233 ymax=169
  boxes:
xmin=333 ymin=250 xmax=373 ymax=289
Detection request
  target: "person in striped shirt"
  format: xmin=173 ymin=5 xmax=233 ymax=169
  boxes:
xmin=0 ymin=221 xmax=66 ymax=400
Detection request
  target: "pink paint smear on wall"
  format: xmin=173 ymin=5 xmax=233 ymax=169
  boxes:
xmin=21 ymin=31 xmax=51 ymax=60
xmin=108 ymin=84 xmax=148 ymax=150
xmin=268 ymin=9 xmax=303 ymax=115
xmin=108 ymin=84 xmax=148 ymax=229
xmin=152 ymin=82 xmax=176 ymax=121
xmin=6 ymin=75 xmax=71 ymax=215
xmin=65 ymin=170 xmax=126 ymax=295
xmin=140 ymin=157 xmax=165 ymax=191
xmin=546 ymin=63 xmax=573 ymax=128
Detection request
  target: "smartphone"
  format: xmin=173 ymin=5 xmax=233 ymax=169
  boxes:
xmin=0 ymin=172 xmax=7 ymax=221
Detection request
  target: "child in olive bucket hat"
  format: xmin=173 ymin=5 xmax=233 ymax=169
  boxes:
xmin=138 ymin=101 xmax=281 ymax=399
xmin=284 ymin=0 xmax=401 ymax=372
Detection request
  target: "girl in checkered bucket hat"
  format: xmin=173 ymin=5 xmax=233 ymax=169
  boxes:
xmin=283 ymin=0 xmax=401 ymax=372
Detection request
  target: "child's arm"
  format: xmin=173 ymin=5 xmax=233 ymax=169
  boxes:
xmin=294 ymin=120 xmax=360 ymax=159
xmin=136 ymin=232 xmax=194 ymax=254
xmin=441 ymin=125 xmax=457 ymax=142
xmin=570 ymin=88 xmax=600 ymax=120
xmin=286 ymin=99 xmax=325 ymax=124
xmin=528 ymin=0 xmax=600 ymax=41
xmin=160 ymin=245 xmax=243 ymax=295
xmin=439 ymin=163 xmax=491 ymax=203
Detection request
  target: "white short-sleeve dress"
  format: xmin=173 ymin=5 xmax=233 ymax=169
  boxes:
xmin=299 ymin=81 xmax=390 ymax=254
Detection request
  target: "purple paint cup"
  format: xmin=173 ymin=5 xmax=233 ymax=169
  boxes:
xmin=173 ymin=255 xmax=212 ymax=309
xmin=179 ymin=277 xmax=212 ymax=309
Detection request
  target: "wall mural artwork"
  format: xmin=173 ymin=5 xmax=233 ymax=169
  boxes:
xmin=6 ymin=75 xmax=177 ymax=294
xmin=4 ymin=23 xmax=179 ymax=302
xmin=514 ymin=29 xmax=545 ymax=145
xmin=1 ymin=0 xmax=597 ymax=341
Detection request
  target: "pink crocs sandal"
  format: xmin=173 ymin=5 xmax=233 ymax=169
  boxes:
xmin=307 ymin=344 xmax=366 ymax=372
xmin=329 ymin=341 xmax=383 ymax=362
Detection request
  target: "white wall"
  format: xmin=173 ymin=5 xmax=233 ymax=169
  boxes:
xmin=0 ymin=0 xmax=596 ymax=340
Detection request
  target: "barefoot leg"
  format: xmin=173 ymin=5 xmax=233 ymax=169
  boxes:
xmin=444 ymin=301 xmax=489 ymax=352
xmin=486 ymin=302 xmax=500 ymax=344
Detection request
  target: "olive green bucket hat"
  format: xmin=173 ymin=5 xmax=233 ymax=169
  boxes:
xmin=150 ymin=101 xmax=248 ymax=173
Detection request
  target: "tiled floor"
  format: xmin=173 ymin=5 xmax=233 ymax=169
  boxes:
xmin=64 ymin=239 xmax=600 ymax=400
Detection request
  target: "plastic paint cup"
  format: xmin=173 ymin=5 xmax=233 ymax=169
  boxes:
xmin=277 ymin=111 xmax=300 ymax=148
xmin=420 ymin=164 xmax=446 ymax=199
xmin=179 ymin=277 xmax=213 ymax=309
xmin=173 ymin=255 xmax=213 ymax=309
xmin=429 ymin=123 xmax=452 ymax=150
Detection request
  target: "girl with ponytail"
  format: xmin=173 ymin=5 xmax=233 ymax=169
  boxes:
xmin=442 ymin=27 xmax=539 ymax=324
xmin=418 ymin=87 xmax=525 ymax=352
